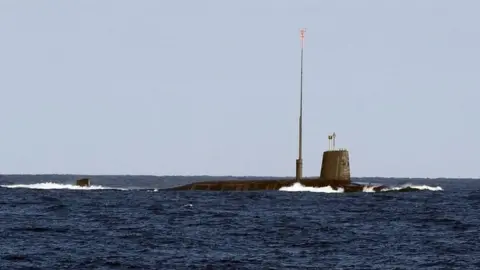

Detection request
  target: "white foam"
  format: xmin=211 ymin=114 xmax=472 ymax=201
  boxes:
xmin=0 ymin=182 xmax=127 ymax=190
xmin=382 ymin=184 xmax=443 ymax=192
xmin=362 ymin=186 xmax=376 ymax=192
xmin=279 ymin=182 xmax=344 ymax=193
xmin=279 ymin=182 xmax=443 ymax=193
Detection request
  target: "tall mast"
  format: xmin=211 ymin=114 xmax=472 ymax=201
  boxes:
xmin=296 ymin=28 xmax=306 ymax=182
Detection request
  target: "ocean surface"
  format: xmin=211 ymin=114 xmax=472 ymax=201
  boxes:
xmin=0 ymin=175 xmax=479 ymax=269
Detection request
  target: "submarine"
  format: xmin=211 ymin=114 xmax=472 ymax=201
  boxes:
xmin=168 ymin=29 xmax=391 ymax=193
xmin=167 ymin=138 xmax=389 ymax=192
xmin=74 ymin=30 xmax=418 ymax=193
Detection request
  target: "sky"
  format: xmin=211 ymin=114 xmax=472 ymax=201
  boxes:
xmin=0 ymin=1 xmax=479 ymax=178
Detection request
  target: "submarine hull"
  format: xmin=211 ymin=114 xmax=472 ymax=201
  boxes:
xmin=167 ymin=177 xmax=388 ymax=192
xmin=166 ymin=149 xmax=386 ymax=192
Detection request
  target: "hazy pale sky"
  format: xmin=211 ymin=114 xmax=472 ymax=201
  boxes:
xmin=0 ymin=1 xmax=478 ymax=178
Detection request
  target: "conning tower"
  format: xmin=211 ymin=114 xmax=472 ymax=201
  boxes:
xmin=319 ymin=133 xmax=351 ymax=183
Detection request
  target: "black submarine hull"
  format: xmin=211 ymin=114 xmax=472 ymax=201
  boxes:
xmin=166 ymin=177 xmax=389 ymax=192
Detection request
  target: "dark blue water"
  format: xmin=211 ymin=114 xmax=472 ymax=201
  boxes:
xmin=0 ymin=175 xmax=479 ymax=269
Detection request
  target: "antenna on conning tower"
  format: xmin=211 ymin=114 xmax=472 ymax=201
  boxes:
xmin=296 ymin=28 xmax=306 ymax=182
xmin=328 ymin=132 xmax=337 ymax=150
xmin=333 ymin=132 xmax=336 ymax=150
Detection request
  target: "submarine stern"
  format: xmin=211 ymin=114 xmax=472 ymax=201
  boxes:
xmin=75 ymin=178 xmax=90 ymax=187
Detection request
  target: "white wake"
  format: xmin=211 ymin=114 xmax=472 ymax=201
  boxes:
xmin=381 ymin=184 xmax=443 ymax=192
xmin=279 ymin=182 xmax=443 ymax=193
xmin=0 ymin=182 xmax=127 ymax=190
xmin=362 ymin=186 xmax=376 ymax=192
xmin=279 ymin=182 xmax=344 ymax=193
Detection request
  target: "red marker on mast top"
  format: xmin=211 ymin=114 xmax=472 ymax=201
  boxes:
xmin=300 ymin=28 xmax=306 ymax=48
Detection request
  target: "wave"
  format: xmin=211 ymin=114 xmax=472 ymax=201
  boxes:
xmin=279 ymin=182 xmax=443 ymax=193
xmin=0 ymin=182 xmax=127 ymax=190
xmin=381 ymin=184 xmax=443 ymax=192
xmin=0 ymin=182 xmax=444 ymax=193
xmin=362 ymin=185 xmax=376 ymax=192
xmin=279 ymin=183 xmax=344 ymax=193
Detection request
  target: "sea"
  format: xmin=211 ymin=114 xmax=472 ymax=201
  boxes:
xmin=0 ymin=175 xmax=478 ymax=269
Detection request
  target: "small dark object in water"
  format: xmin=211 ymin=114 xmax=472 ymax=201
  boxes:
xmin=76 ymin=178 xmax=90 ymax=187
